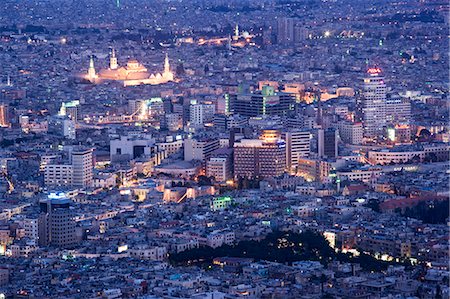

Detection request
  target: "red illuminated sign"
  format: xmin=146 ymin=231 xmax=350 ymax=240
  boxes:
xmin=367 ymin=68 xmax=382 ymax=74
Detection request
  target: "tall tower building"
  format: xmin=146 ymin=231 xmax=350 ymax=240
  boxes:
xmin=360 ymin=68 xmax=387 ymax=137
xmin=282 ymin=130 xmax=311 ymax=173
xmin=71 ymin=148 xmax=93 ymax=188
xmin=39 ymin=195 xmax=77 ymax=248
xmin=277 ymin=17 xmax=295 ymax=45
xmin=110 ymin=48 xmax=118 ymax=70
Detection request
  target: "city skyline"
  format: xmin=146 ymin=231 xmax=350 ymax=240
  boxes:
xmin=0 ymin=0 xmax=448 ymax=298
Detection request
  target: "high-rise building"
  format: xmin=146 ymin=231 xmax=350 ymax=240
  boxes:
xmin=228 ymin=86 xmax=295 ymax=117
xmin=360 ymin=68 xmax=387 ymax=137
xmin=282 ymin=130 xmax=311 ymax=173
xmin=385 ymin=96 xmax=411 ymax=125
xmin=71 ymin=148 xmax=93 ymax=188
xmin=318 ymin=128 xmax=338 ymax=158
xmin=277 ymin=17 xmax=295 ymax=45
xmin=38 ymin=194 xmax=77 ymax=248
xmin=234 ymin=130 xmax=286 ymax=178
xmin=45 ymin=148 xmax=93 ymax=187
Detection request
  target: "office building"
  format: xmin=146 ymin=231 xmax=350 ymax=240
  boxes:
xmin=385 ymin=97 xmax=411 ymax=125
xmin=38 ymin=194 xmax=77 ymax=248
xmin=294 ymin=24 xmax=309 ymax=42
xmin=128 ymin=98 xmax=164 ymax=120
xmin=128 ymin=99 xmax=145 ymax=115
xmin=318 ymin=128 xmax=338 ymax=158
xmin=234 ymin=130 xmax=286 ymax=178
xmin=71 ymin=148 xmax=93 ymax=188
xmin=359 ymin=68 xmax=387 ymax=137
xmin=282 ymin=130 xmax=311 ymax=172
xmin=386 ymin=124 xmax=411 ymax=143
xmin=43 ymin=147 xmax=93 ymax=188
xmin=44 ymin=164 xmax=73 ymax=186
xmin=44 ymin=147 xmax=94 ymax=188
xmin=228 ymin=85 xmax=295 ymax=117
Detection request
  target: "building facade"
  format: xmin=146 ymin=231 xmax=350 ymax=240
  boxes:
xmin=234 ymin=130 xmax=286 ymax=178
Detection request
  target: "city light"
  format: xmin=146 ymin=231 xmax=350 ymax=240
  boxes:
xmin=0 ymin=0 xmax=446 ymax=296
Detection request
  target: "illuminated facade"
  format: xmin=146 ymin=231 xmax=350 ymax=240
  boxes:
xmin=359 ymin=68 xmax=387 ymax=137
xmin=282 ymin=130 xmax=310 ymax=172
xmin=85 ymin=49 xmax=174 ymax=86
xmin=234 ymin=130 xmax=286 ymax=178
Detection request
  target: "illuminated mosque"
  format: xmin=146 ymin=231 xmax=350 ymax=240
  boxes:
xmin=85 ymin=49 xmax=174 ymax=86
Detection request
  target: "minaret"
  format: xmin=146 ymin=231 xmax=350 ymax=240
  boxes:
xmin=110 ymin=48 xmax=118 ymax=70
xmin=163 ymin=53 xmax=174 ymax=81
xmin=6 ymin=75 xmax=11 ymax=87
xmin=88 ymin=56 xmax=97 ymax=81
xmin=233 ymin=24 xmax=239 ymax=41
xmin=164 ymin=53 xmax=170 ymax=74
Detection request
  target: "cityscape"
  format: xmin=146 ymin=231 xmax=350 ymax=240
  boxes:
xmin=0 ymin=0 xmax=448 ymax=298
